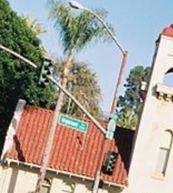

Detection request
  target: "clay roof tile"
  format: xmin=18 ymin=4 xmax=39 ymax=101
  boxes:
xmin=6 ymin=105 xmax=134 ymax=186
xmin=161 ymin=24 xmax=173 ymax=38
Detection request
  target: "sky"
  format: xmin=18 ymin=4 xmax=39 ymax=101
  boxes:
xmin=9 ymin=0 xmax=173 ymax=113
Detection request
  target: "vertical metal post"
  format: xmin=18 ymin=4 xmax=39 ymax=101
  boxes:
xmin=92 ymin=52 xmax=128 ymax=193
xmin=92 ymin=171 xmax=101 ymax=193
xmin=68 ymin=4 xmax=128 ymax=192
xmin=110 ymin=51 xmax=128 ymax=114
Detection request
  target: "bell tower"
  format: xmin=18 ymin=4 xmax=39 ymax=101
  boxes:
xmin=125 ymin=25 xmax=173 ymax=193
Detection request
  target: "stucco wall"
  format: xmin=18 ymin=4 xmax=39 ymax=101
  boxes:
xmin=0 ymin=164 xmax=121 ymax=193
xmin=122 ymin=35 xmax=173 ymax=193
xmin=0 ymin=165 xmax=37 ymax=193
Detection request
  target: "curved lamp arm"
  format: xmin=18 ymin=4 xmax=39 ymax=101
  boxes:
xmin=69 ymin=0 xmax=126 ymax=54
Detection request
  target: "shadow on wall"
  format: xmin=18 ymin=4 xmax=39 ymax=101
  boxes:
xmin=0 ymin=113 xmax=14 ymax=156
xmin=14 ymin=135 xmax=25 ymax=162
xmin=114 ymin=127 xmax=135 ymax=172
xmin=7 ymin=168 xmax=18 ymax=193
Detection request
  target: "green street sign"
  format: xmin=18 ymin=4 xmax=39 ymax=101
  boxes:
xmin=107 ymin=119 xmax=116 ymax=132
xmin=106 ymin=113 xmax=118 ymax=140
xmin=106 ymin=131 xmax=114 ymax=140
xmin=58 ymin=114 xmax=88 ymax=133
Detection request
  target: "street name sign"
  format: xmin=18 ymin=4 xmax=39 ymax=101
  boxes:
xmin=58 ymin=114 xmax=88 ymax=133
xmin=106 ymin=113 xmax=118 ymax=140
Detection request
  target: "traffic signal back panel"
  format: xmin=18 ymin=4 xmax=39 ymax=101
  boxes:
xmin=102 ymin=151 xmax=118 ymax=175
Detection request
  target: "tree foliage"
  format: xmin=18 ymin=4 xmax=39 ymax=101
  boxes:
xmin=55 ymin=59 xmax=102 ymax=118
xmin=49 ymin=1 xmax=112 ymax=53
xmin=49 ymin=1 xmax=113 ymax=116
xmin=117 ymin=65 xmax=151 ymax=129
xmin=0 ymin=0 xmax=55 ymax=151
xmin=24 ymin=15 xmax=47 ymax=36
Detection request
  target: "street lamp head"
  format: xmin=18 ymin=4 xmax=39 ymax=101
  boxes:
xmin=69 ymin=1 xmax=84 ymax=10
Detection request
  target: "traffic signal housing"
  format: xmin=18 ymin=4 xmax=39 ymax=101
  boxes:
xmin=38 ymin=57 xmax=53 ymax=86
xmin=102 ymin=151 xmax=118 ymax=175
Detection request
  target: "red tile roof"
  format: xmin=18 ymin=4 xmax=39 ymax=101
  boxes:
xmin=161 ymin=24 xmax=173 ymax=38
xmin=6 ymin=105 xmax=134 ymax=186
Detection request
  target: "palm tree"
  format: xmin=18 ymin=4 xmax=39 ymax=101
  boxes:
xmin=55 ymin=59 xmax=102 ymax=118
xmin=24 ymin=15 xmax=48 ymax=52
xmin=117 ymin=107 xmax=137 ymax=130
xmin=49 ymin=1 xmax=113 ymax=113
xmin=24 ymin=15 xmax=46 ymax=36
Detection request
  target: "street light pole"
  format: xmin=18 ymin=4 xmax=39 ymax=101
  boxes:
xmin=69 ymin=2 xmax=128 ymax=193
xmin=69 ymin=0 xmax=128 ymax=114
xmin=110 ymin=51 xmax=128 ymax=114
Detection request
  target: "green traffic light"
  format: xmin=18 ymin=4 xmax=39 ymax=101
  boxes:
xmin=102 ymin=151 xmax=118 ymax=175
xmin=38 ymin=58 xmax=53 ymax=86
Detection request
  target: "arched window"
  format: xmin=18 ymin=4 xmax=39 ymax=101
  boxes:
xmin=155 ymin=130 xmax=173 ymax=176
xmin=163 ymin=68 xmax=173 ymax=86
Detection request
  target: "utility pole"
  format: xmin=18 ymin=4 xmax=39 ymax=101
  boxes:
xmin=92 ymin=171 xmax=101 ymax=193
xmin=110 ymin=51 xmax=128 ymax=114
xmin=69 ymin=2 xmax=128 ymax=193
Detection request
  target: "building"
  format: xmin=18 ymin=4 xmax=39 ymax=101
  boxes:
xmin=1 ymin=24 xmax=173 ymax=193
xmin=122 ymin=24 xmax=173 ymax=193
xmin=0 ymin=100 xmax=134 ymax=193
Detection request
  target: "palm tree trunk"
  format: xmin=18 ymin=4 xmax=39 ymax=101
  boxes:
xmin=57 ymin=49 xmax=73 ymax=112
xmin=35 ymin=50 xmax=73 ymax=193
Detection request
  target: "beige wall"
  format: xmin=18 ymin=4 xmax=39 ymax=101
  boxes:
xmin=0 ymin=165 xmax=37 ymax=193
xmin=0 ymin=165 xmax=121 ymax=193
xmin=122 ymin=35 xmax=173 ymax=193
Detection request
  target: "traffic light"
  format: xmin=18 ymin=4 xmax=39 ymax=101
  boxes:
xmin=38 ymin=57 xmax=53 ymax=86
xmin=102 ymin=151 xmax=118 ymax=175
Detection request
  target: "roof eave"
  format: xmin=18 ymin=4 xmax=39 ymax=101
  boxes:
xmin=2 ymin=158 xmax=127 ymax=189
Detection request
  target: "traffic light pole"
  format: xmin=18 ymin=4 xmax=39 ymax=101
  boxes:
xmin=92 ymin=171 xmax=101 ymax=193
xmin=0 ymin=44 xmax=107 ymax=192
xmin=0 ymin=44 xmax=106 ymax=134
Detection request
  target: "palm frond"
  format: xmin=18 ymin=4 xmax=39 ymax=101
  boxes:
xmin=49 ymin=1 xmax=114 ymax=53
